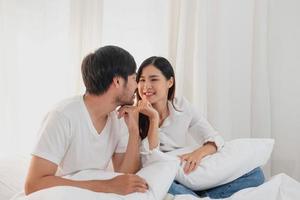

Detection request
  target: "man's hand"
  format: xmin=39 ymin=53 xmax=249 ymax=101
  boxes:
xmin=105 ymin=174 xmax=148 ymax=195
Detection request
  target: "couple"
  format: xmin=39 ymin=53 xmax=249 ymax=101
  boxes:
xmin=24 ymin=46 xmax=264 ymax=199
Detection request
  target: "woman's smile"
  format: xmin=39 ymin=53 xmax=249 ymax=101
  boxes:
xmin=143 ymin=91 xmax=156 ymax=97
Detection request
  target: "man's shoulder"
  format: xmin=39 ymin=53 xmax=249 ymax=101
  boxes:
xmin=48 ymin=95 xmax=83 ymax=120
xmin=52 ymin=95 xmax=82 ymax=112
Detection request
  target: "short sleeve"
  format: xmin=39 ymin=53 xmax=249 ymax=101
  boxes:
xmin=115 ymin=119 xmax=129 ymax=153
xmin=32 ymin=111 xmax=72 ymax=165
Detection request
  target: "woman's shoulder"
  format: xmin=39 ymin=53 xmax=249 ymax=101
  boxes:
xmin=172 ymin=96 xmax=193 ymax=112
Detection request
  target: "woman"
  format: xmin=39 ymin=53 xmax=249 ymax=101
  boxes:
xmin=135 ymin=56 xmax=265 ymax=199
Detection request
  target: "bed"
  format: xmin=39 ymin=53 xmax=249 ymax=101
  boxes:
xmin=0 ymin=154 xmax=30 ymax=200
xmin=1 ymin=143 xmax=300 ymax=200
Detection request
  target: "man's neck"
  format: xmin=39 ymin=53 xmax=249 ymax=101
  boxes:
xmin=83 ymin=93 xmax=116 ymax=122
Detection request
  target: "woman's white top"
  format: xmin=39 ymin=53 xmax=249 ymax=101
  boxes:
xmin=142 ymin=97 xmax=224 ymax=153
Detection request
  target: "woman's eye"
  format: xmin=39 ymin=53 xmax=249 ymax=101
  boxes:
xmin=151 ymin=79 xmax=158 ymax=81
xmin=139 ymin=79 xmax=145 ymax=82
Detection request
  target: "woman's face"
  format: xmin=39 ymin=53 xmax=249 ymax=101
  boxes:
xmin=138 ymin=65 xmax=173 ymax=104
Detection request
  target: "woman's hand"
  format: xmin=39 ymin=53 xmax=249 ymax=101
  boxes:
xmin=137 ymin=96 xmax=159 ymax=150
xmin=179 ymin=142 xmax=217 ymax=174
xmin=137 ymin=96 xmax=159 ymax=122
xmin=117 ymin=105 xmax=139 ymax=134
xmin=179 ymin=150 xmax=204 ymax=174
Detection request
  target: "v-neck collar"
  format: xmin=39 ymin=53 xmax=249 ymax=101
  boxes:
xmin=80 ymin=95 xmax=111 ymax=137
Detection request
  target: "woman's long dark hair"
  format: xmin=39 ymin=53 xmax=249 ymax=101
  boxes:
xmin=136 ymin=56 xmax=177 ymax=140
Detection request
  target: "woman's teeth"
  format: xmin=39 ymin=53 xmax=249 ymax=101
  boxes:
xmin=144 ymin=92 xmax=154 ymax=96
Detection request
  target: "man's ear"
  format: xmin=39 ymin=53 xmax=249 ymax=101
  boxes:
xmin=113 ymin=77 xmax=121 ymax=88
xmin=168 ymin=77 xmax=174 ymax=88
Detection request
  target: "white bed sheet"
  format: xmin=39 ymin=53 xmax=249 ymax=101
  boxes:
xmin=2 ymin=155 xmax=300 ymax=200
xmin=10 ymin=150 xmax=180 ymax=200
xmin=174 ymin=173 xmax=300 ymax=200
xmin=0 ymin=154 xmax=30 ymax=200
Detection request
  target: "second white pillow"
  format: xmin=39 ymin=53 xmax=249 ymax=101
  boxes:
xmin=167 ymin=138 xmax=274 ymax=191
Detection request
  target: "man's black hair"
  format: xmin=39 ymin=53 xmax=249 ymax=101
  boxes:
xmin=81 ymin=45 xmax=136 ymax=95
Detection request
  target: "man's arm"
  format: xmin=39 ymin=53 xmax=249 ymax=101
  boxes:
xmin=112 ymin=127 xmax=141 ymax=173
xmin=25 ymin=156 xmax=147 ymax=195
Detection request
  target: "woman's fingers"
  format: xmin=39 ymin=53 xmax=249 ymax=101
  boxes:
xmin=179 ymin=154 xmax=189 ymax=160
xmin=184 ymin=159 xmax=198 ymax=174
xmin=183 ymin=161 xmax=191 ymax=174
xmin=141 ymin=94 xmax=147 ymax=101
xmin=137 ymin=99 xmax=153 ymax=114
xmin=137 ymin=100 xmax=142 ymax=106
xmin=178 ymin=154 xmax=189 ymax=165
xmin=138 ymin=99 xmax=147 ymax=107
xmin=188 ymin=160 xmax=197 ymax=173
xmin=179 ymin=153 xmax=200 ymax=174
xmin=117 ymin=105 xmax=136 ymax=118
xmin=117 ymin=106 xmax=129 ymax=118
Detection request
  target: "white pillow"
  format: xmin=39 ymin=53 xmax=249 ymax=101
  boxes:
xmin=166 ymin=138 xmax=274 ymax=191
xmin=0 ymin=154 xmax=30 ymax=200
xmin=11 ymin=150 xmax=179 ymax=200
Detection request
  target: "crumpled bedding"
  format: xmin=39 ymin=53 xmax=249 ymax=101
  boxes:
xmin=4 ymin=152 xmax=300 ymax=200
xmin=173 ymin=173 xmax=300 ymax=200
xmin=10 ymin=149 xmax=180 ymax=200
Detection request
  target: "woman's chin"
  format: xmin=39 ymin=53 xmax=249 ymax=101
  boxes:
xmin=147 ymin=97 xmax=159 ymax=104
xmin=144 ymin=95 xmax=154 ymax=101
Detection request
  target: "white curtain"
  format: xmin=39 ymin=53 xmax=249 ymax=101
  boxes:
xmin=0 ymin=0 xmax=102 ymax=155
xmin=1 ymin=0 xmax=299 ymax=181
xmin=170 ymin=0 xmax=300 ymax=181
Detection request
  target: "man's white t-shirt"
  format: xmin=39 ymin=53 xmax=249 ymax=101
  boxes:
xmin=32 ymin=95 xmax=129 ymax=176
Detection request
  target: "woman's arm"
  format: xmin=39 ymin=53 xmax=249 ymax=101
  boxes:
xmin=194 ymin=141 xmax=217 ymax=157
xmin=147 ymin=116 xmax=159 ymax=150
xmin=137 ymin=97 xmax=160 ymax=150
xmin=176 ymin=97 xmax=224 ymax=173
xmin=116 ymin=106 xmax=141 ymax=174
xmin=178 ymin=142 xmax=217 ymax=174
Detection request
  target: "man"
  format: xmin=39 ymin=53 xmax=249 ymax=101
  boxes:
xmin=25 ymin=45 xmax=148 ymax=195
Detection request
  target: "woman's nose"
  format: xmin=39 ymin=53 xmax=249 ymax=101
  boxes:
xmin=144 ymin=81 xmax=152 ymax=89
